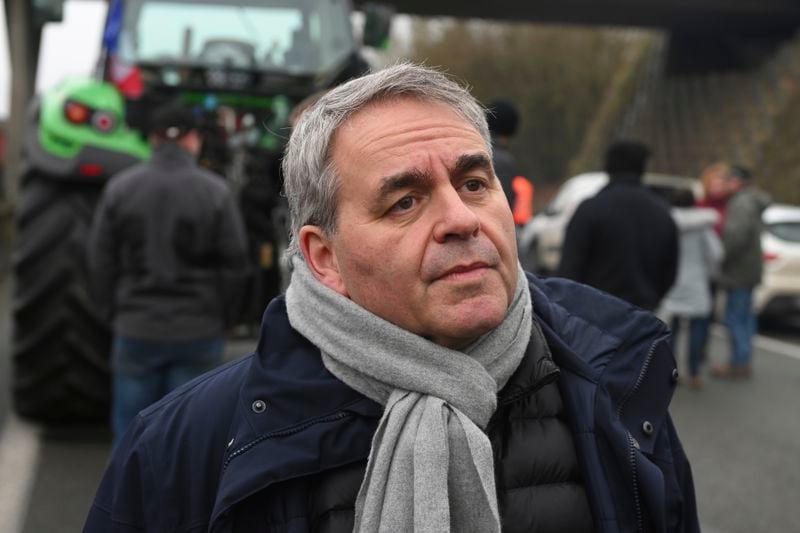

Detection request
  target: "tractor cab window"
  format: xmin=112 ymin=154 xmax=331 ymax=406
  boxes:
xmin=119 ymin=0 xmax=355 ymax=74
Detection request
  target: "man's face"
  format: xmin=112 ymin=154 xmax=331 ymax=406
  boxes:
xmin=304 ymin=97 xmax=518 ymax=349
xmin=725 ymin=176 xmax=745 ymax=196
xmin=706 ymin=171 xmax=729 ymax=200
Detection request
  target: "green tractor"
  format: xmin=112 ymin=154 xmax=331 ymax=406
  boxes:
xmin=12 ymin=0 xmax=392 ymax=423
xmin=13 ymin=79 xmax=149 ymax=422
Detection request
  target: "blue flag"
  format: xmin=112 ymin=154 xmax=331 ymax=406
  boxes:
xmin=103 ymin=0 xmax=124 ymax=54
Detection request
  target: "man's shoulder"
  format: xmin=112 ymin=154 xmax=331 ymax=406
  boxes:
xmin=183 ymin=167 xmax=234 ymax=207
xmin=192 ymin=165 xmax=230 ymax=188
xmin=731 ymin=187 xmax=770 ymax=214
xmin=527 ymin=273 xmax=679 ymax=455
xmin=96 ymin=299 xmax=381 ymax=530
xmin=568 ymin=193 xmax=602 ymax=223
xmin=89 ymin=354 xmax=256 ymax=531
xmin=129 ymin=354 xmax=253 ymax=454
xmin=104 ymin=162 xmax=150 ymax=196
xmin=126 ymin=296 xmax=378 ymax=457
xmin=529 ymin=272 xmax=663 ymax=330
xmin=527 ymin=273 xmax=669 ymax=370
xmin=146 ymin=351 xmax=251 ymax=409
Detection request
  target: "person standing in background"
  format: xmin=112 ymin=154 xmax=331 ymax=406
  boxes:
xmin=686 ymin=162 xmax=732 ymax=373
xmin=713 ymin=165 xmax=771 ymax=378
xmin=486 ymin=99 xmax=534 ymax=227
xmin=659 ymin=189 xmax=723 ymax=388
xmin=697 ymin=162 xmax=731 ymax=234
xmin=88 ymin=102 xmax=250 ymax=442
xmin=558 ymin=140 xmax=678 ymax=311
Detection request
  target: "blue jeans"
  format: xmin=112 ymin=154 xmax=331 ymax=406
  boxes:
xmin=112 ymin=335 xmax=224 ymax=442
xmin=725 ymin=288 xmax=757 ymax=368
xmin=670 ymin=317 xmax=709 ymax=377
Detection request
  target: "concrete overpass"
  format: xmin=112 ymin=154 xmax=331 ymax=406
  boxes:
xmin=357 ymin=0 xmax=800 ymax=36
xmin=356 ymin=0 xmax=800 ymax=74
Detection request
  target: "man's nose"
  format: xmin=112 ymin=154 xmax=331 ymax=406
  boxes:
xmin=432 ymin=189 xmax=481 ymax=243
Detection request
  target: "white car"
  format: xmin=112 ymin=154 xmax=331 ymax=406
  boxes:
xmin=519 ymin=172 xmax=701 ymax=274
xmin=755 ymin=204 xmax=800 ymax=316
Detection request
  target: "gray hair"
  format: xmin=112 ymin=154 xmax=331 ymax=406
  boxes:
xmin=282 ymin=62 xmax=492 ymax=260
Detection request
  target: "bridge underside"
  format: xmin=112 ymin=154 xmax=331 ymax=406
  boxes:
xmin=358 ymin=1 xmax=800 ymax=72
xmin=359 ymin=0 xmax=800 ymax=36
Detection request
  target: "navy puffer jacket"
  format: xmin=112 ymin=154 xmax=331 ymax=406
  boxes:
xmin=85 ymin=274 xmax=699 ymax=533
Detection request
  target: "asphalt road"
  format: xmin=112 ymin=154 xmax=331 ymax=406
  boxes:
xmin=669 ymin=325 xmax=800 ymax=533
xmin=1 ymin=273 xmax=799 ymax=532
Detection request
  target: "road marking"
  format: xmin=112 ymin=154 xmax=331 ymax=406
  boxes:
xmin=753 ymin=334 xmax=800 ymax=361
xmin=711 ymin=324 xmax=800 ymax=361
xmin=0 ymin=415 xmax=41 ymax=533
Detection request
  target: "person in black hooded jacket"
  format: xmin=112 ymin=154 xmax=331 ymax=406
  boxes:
xmin=558 ymin=140 xmax=679 ymax=311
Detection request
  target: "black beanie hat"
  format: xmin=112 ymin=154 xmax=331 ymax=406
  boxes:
xmin=604 ymin=140 xmax=650 ymax=176
xmin=729 ymin=164 xmax=753 ymax=182
xmin=487 ymin=99 xmax=519 ymax=137
xmin=150 ymin=102 xmax=198 ymax=140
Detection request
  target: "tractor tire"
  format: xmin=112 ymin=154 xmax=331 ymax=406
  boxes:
xmin=12 ymin=174 xmax=111 ymax=423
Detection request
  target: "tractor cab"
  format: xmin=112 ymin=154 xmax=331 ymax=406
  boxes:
xmin=101 ymin=0 xmax=380 ymax=178
xmin=110 ymin=0 xmax=363 ymax=96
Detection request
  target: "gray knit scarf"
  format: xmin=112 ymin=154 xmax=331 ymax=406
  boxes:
xmin=286 ymin=256 xmax=532 ymax=533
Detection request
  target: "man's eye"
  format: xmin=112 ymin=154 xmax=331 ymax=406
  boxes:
xmin=392 ymin=196 xmax=416 ymax=212
xmin=464 ymin=179 xmax=486 ymax=192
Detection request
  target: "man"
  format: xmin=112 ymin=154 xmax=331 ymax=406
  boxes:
xmin=558 ymin=140 xmax=679 ymax=311
xmin=85 ymin=64 xmax=698 ymax=532
xmin=88 ymin=103 xmax=250 ymax=441
xmin=487 ymin=99 xmax=534 ymax=226
xmin=713 ymin=165 xmax=770 ymax=378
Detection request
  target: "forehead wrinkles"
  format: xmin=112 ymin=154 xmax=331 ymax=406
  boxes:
xmin=334 ymin=99 xmax=485 ymax=158
xmin=365 ymin=124 xmax=483 ymax=159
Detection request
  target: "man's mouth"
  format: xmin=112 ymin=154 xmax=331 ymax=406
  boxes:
xmin=437 ymin=262 xmax=491 ymax=282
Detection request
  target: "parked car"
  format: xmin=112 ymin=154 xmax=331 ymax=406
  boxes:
xmin=518 ymin=172 xmax=702 ymax=274
xmin=754 ymin=204 xmax=800 ymax=317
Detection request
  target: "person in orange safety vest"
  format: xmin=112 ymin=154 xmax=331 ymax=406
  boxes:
xmin=486 ymin=99 xmax=534 ymax=226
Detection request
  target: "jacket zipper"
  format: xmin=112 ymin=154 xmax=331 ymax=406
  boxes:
xmin=616 ymin=336 xmax=664 ymax=533
xmin=223 ymin=411 xmax=350 ymax=470
xmin=616 ymin=336 xmax=662 ymax=418
xmin=626 ymin=431 xmax=644 ymax=533
xmin=485 ymin=366 xmax=559 ymax=437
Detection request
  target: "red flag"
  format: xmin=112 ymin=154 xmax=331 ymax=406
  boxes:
xmin=109 ymin=55 xmax=143 ymax=98
xmin=103 ymin=0 xmax=143 ymax=98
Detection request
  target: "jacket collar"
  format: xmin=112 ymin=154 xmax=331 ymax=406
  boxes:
xmin=212 ymin=292 xmax=568 ymax=525
xmin=606 ymin=172 xmax=644 ymax=185
xmin=210 ymin=298 xmax=382 ymax=526
xmin=498 ymin=318 xmax=560 ymax=406
xmin=226 ymin=274 xmax=673 ymax=455
xmin=232 ymin=297 xmax=383 ymax=444
xmin=235 ymin=291 xmax=587 ymax=437
xmin=225 ymin=293 xmax=573 ymax=451
xmin=212 ymin=276 xmax=671 ymax=526
xmin=527 ymin=272 xmax=672 ymax=411
xmin=151 ymin=143 xmax=197 ymax=167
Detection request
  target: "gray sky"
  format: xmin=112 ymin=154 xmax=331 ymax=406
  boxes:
xmin=0 ymin=0 xmax=107 ymax=120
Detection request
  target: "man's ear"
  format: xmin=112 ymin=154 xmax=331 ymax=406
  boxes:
xmin=299 ymin=225 xmax=349 ymax=297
